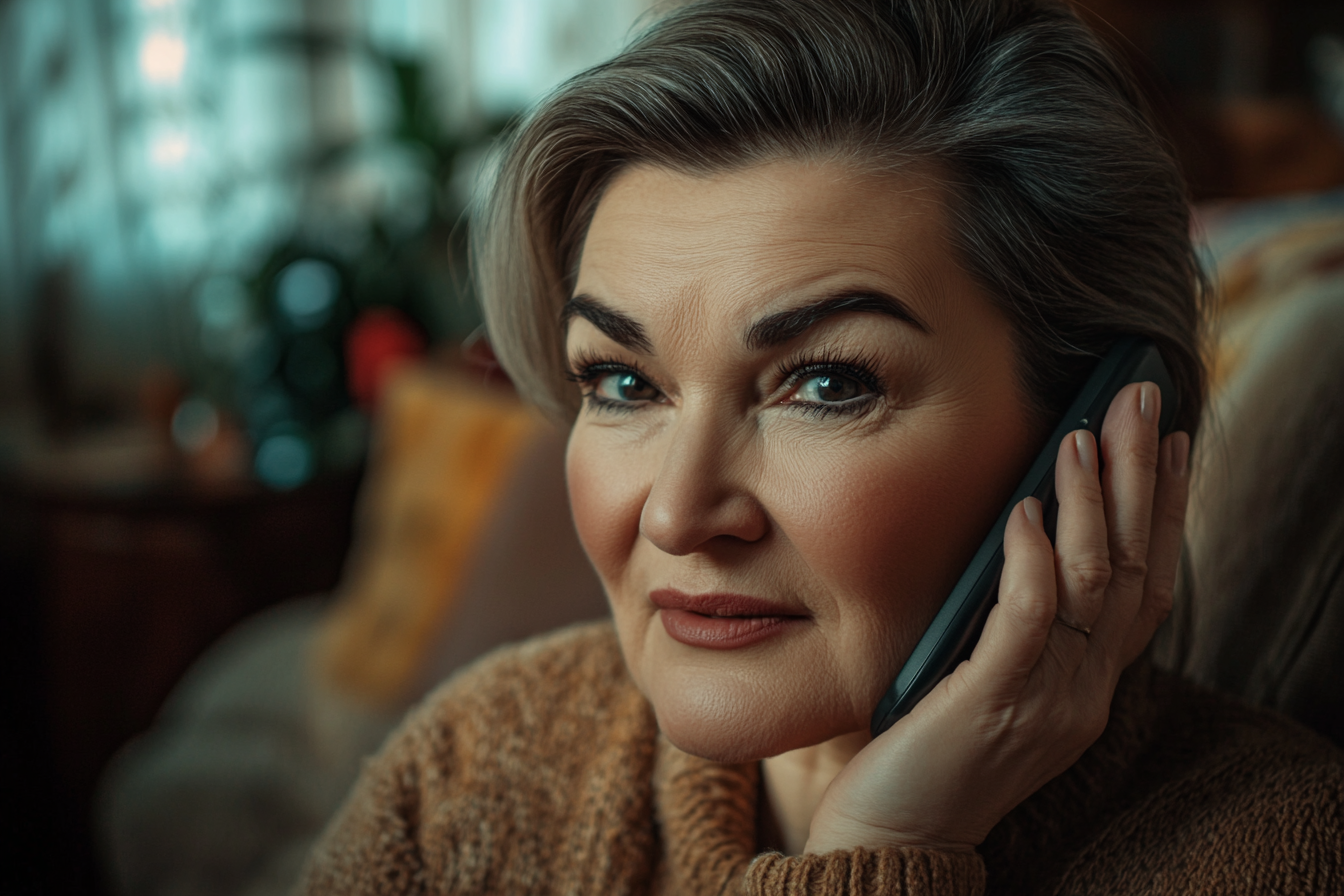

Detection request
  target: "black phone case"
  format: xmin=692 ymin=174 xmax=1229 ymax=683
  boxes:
xmin=869 ymin=336 xmax=1178 ymax=738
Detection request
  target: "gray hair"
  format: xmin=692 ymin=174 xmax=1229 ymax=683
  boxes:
xmin=473 ymin=0 xmax=1207 ymax=431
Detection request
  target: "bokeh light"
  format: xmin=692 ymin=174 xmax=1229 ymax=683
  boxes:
xmin=149 ymin=130 xmax=191 ymax=167
xmin=139 ymin=30 xmax=187 ymax=85
xmin=254 ymin=431 xmax=314 ymax=489
xmin=275 ymin=259 xmax=340 ymax=331
xmin=170 ymin=397 xmax=219 ymax=453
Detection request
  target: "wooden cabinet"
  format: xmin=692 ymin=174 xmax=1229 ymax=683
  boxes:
xmin=0 ymin=469 xmax=360 ymax=894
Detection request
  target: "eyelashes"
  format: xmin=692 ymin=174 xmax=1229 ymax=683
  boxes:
xmin=565 ymin=350 xmax=659 ymax=414
xmin=566 ymin=346 xmax=887 ymax=419
xmin=564 ymin=349 xmax=646 ymax=383
xmin=772 ymin=346 xmax=886 ymax=419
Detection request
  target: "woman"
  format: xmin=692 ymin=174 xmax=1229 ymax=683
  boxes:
xmin=299 ymin=1 xmax=1344 ymax=893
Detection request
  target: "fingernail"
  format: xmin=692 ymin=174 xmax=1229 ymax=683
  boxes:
xmin=1170 ymin=431 xmax=1190 ymax=477
xmin=1074 ymin=430 xmax=1096 ymax=473
xmin=1023 ymin=497 xmax=1042 ymax=528
xmin=1140 ymin=383 xmax=1159 ymax=424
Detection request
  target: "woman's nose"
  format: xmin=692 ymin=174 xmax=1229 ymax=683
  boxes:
xmin=639 ymin=415 xmax=768 ymax=555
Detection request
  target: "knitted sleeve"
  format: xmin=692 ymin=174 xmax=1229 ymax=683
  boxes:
xmin=293 ymin=710 xmax=437 ymax=896
xmin=293 ymin=622 xmax=662 ymax=896
xmin=1026 ymin=674 xmax=1344 ymax=895
xmin=1056 ymin=752 xmax=1344 ymax=894
xmin=743 ymin=847 xmax=985 ymax=895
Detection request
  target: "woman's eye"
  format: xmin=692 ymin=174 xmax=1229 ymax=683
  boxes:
xmin=594 ymin=371 xmax=659 ymax=403
xmin=792 ymin=372 xmax=869 ymax=404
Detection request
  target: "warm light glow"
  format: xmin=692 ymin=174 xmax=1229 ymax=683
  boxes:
xmin=151 ymin=131 xmax=191 ymax=167
xmin=140 ymin=31 xmax=187 ymax=84
xmin=139 ymin=0 xmax=179 ymax=9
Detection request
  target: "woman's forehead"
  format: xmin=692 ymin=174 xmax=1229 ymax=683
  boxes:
xmin=573 ymin=159 xmax=974 ymax=334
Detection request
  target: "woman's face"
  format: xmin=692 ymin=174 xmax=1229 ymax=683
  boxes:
xmin=565 ymin=159 xmax=1043 ymax=763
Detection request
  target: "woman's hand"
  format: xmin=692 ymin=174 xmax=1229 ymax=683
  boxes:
xmin=805 ymin=381 xmax=1192 ymax=855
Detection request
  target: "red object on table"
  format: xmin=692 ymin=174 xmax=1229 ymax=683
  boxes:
xmin=346 ymin=307 xmax=428 ymax=411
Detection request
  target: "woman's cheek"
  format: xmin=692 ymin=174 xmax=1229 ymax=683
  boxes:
xmin=565 ymin=428 xmax=644 ymax=581
xmin=774 ymin=438 xmax=963 ymax=594
xmin=769 ymin=430 xmax=1010 ymax=686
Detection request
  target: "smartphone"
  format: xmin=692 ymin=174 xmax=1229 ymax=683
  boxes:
xmin=869 ymin=336 xmax=1179 ymax=738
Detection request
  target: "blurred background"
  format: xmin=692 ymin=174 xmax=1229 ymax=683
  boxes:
xmin=0 ymin=0 xmax=1342 ymax=893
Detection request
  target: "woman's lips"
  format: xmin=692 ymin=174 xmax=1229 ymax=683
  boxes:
xmin=650 ymin=589 xmax=808 ymax=650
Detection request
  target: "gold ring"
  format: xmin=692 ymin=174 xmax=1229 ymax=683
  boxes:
xmin=1053 ymin=615 xmax=1092 ymax=637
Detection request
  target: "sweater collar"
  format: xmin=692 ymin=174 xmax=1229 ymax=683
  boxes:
xmin=651 ymin=735 xmax=759 ymax=895
xmin=647 ymin=661 xmax=1161 ymax=893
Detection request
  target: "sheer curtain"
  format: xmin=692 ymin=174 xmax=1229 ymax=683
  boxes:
xmin=0 ymin=0 xmax=658 ymax=409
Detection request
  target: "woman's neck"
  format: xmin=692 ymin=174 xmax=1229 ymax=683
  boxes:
xmin=759 ymin=729 xmax=871 ymax=855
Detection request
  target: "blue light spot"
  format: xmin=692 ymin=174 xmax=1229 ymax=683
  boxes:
xmin=255 ymin=433 xmax=313 ymax=489
xmin=276 ymin=258 xmax=339 ymax=330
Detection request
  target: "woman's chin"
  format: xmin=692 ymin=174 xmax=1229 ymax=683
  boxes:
xmin=649 ymin=682 xmax=856 ymax=764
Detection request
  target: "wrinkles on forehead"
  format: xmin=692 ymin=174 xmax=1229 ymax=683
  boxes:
xmin=569 ymin=159 xmax=955 ymax=356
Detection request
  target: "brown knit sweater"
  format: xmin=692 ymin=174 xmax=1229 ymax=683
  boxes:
xmin=297 ymin=622 xmax=1344 ymax=895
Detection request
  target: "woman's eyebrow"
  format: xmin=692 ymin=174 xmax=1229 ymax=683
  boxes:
xmin=562 ymin=295 xmax=653 ymax=353
xmin=745 ymin=291 xmax=930 ymax=350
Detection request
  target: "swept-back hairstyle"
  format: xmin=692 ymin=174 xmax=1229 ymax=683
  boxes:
xmin=473 ymin=0 xmax=1206 ymax=431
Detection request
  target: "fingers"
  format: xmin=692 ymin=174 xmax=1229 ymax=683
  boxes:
xmin=970 ymin=382 xmax=1186 ymax=700
xmin=1085 ymin=382 xmax=1162 ymax=666
xmin=969 ymin=498 xmax=1056 ymax=691
xmin=1119 ymin=431 xmax=1191 ymax=666
xmin=1051 ymin=429 xmax=1110 ymax=640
